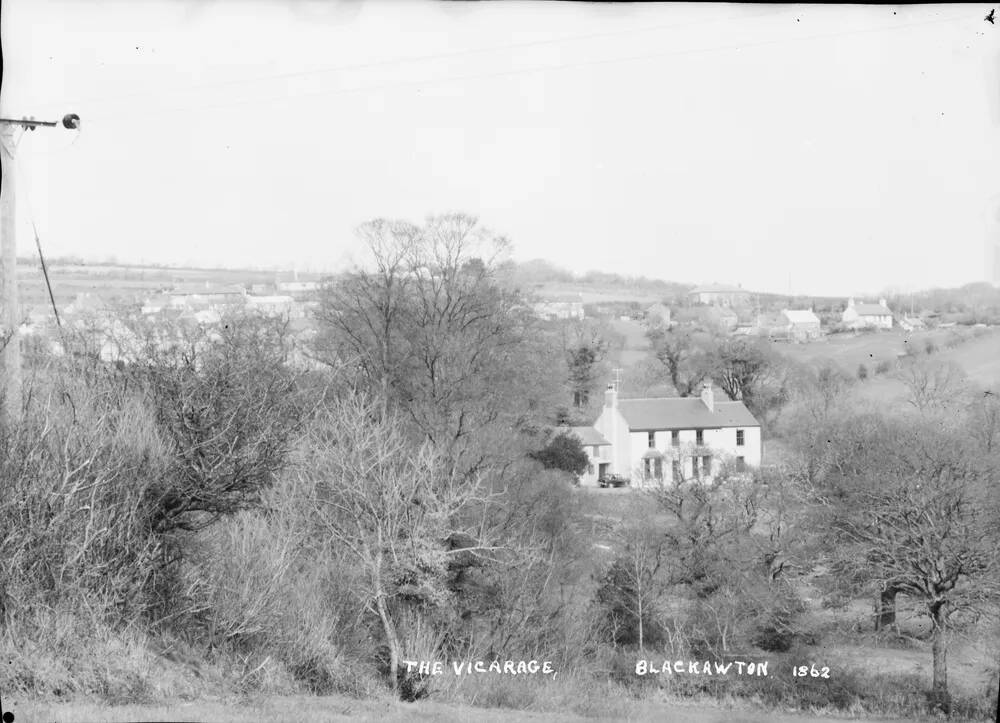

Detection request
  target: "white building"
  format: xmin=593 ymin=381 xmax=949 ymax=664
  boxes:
xmin=688 ymin=284 xmax=751 ymax=308
xmin=781 ymin=309 xmax=822 ymax=341
xmin=899 ymin=315 xmax=926 ymax=332
xmin=574 ymin=382 xmax=762 ymax=487
xmin=842 ymin=298 xmax=892 ymax=330
xmin=566 ymin=426 xmax=613 ymax=486
xmin=532 ymin=299 xmax=584 ymax=321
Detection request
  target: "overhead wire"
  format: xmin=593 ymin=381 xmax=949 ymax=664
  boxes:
xmin=78 ymin=11 xmax=971 ymax=123
xmin=35 ymin=7 xmax=785 ymax=112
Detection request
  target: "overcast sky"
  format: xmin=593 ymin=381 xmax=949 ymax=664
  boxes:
xmin=2 ymin=1 xmax=999 ymax=296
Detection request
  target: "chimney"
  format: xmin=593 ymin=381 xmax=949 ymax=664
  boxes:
xmin=700 ymin=381 xmax=714 ymax=412
xmin=879 ymin=298 xmax=887 ymax=308
xmin=605 ymin=383 xmax=618 ymax=409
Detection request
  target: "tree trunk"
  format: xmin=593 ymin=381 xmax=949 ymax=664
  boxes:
xmin=637 ymin=590 xmax=644 ymax=652
xmin=929 ymin=601 xmax=950 ymax=716
xmin=874 ymin=585 xmax=897 ymax=631
xmin=373 ymin=557 xmax=400 ymax=694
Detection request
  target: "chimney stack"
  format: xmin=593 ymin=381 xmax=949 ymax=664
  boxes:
xmin=605 ymin=383 xmax=618 ymax=409
xmin=879 ymin=298 xmax=887 ymax=308
xmin=701 ymin=381 xmax=715 ymax=412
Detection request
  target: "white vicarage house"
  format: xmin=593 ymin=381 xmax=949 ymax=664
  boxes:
xmin=841 ymin=298 xmax=892 ymax=330
xmin=574 ymin=382 xmax=762 ymax=487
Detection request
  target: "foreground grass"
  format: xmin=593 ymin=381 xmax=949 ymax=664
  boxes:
xmin=11 ymin=694 xmax=939 ymax=723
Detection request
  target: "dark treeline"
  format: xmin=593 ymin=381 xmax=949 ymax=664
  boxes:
xmin=0 ymin=214 xmax=997 ymax=719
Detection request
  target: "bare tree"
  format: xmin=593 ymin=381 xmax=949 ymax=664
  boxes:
xmin=303 ymin=393 xmax=502 ymax=694
xmin=895 ymin=358 xmax=968 ymax=413
xmin=645 ymin=323 xmax=715 ymax=397
xmin=823 ymin=414 xmax=999 ymax=714
xmin=113 ymin=310 xmax=313 ymax=535
xmin=313 ymin=218 xmax=419 ymax=419
xmin=595 ymin=519 xmax=668 ymax=651
xmin=314 ymin=213 xmax=564 ymax=482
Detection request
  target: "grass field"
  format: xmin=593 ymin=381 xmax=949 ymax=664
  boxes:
xmin=775 ymin=329 xmax=1000 ymax=385
xmin=532 ymin=282 xmax=664 ymax=305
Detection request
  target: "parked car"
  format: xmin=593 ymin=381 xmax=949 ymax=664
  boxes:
xmin=598 ymin=473 xmax=629 ymax=488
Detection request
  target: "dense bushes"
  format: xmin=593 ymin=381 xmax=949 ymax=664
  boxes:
xmin=1 ymin=300 xmax=996 ymax=721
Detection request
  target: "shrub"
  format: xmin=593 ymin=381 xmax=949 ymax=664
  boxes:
xmin=0 ymin=371 xmax=168 ymax=628
xmin=175 ymin=470 xmax=366 ymax=696
xmin=874 ymin=360 xmax=891 ymax=375
xmin=857 ymin=363 xmax=868 ymax=380
xmin=529 ymin=432 xmax=589 ymax=477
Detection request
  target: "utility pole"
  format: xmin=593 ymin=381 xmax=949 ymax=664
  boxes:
xmin=0 ymin=113 xmax=80 ymax=425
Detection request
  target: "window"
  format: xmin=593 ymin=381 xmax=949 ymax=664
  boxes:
xmin=702 ymin=455 xmax=712 ymax=477
xmin=593 ymin=445 xmax=600 ymax=458
xmin=736 ymin=429 xmax=745 ymax=447
xmin=671 ymin=430 xmax=680 ymax=448
xmin=647 ymin=431 xmax=655 ymax=448
xmin=654 ymin=458 xmax=663 ymax=480
xmin=736 ymin=456 xmax=746 ymax=472
xmin=672 ymin=460 xmax=682 ymax=482
xmin=695 ymin=429 xmax=704 ymax=446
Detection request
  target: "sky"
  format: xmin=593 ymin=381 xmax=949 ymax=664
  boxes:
xmin=1 ymin=1 xmax=999 ymax=297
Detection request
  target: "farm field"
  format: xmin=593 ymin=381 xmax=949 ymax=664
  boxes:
xmin=774 ymin=329 xmax=1000 ymax=383
xmin=609 ymin=317 xmax=653 ymax=367
xmin=14 ymin=261 xmax=316 ymax=316
xmin=532 ymin=281 xmax=664 ymax=305
xmin=775 ymin=328 xmax=1000 ymax=404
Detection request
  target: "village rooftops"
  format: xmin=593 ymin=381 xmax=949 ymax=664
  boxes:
xmin=852 ymin=303 xmax=890 ymax=316
xmin=781 ymin=309 xmax=820 ymax=324
xmin=615 ymin=396 xmax=759 ymax=431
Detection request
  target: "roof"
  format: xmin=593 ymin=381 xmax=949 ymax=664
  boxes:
xmin=246 ymin=295 xmax=295 ymax=304
xmin=616 ymin=397 xmax=759 ymax=430
xmin=690 ymin=284 xmax=747 ymax=295
xmin=853 ymin=303 xmax=890 ymax=316
xmin=567 ymin=426 xmax=611 ymax=446
xmin=782 ymin=309 xmax=820 ymax=325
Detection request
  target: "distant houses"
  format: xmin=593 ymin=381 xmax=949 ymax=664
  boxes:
xmin=898 ymin=315 xmax=926 ymax=332
xmin=781 ymin=309 xmax=822 ymax=341
xmin=842 ymin=298 xmax=892 ymax=330
xmin=532 ymin=297 xmax=585 ymax=321
xmin=688 ymin=283 xmax=751 ymax=308
xmin=699 ymin=305 xmax=738 ymax=332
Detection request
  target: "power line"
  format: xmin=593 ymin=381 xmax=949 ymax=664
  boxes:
xmin=81 ymin=12 xmax=970 ymax=123
xmin=34 ymin=7 xmax=783 ymax=112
